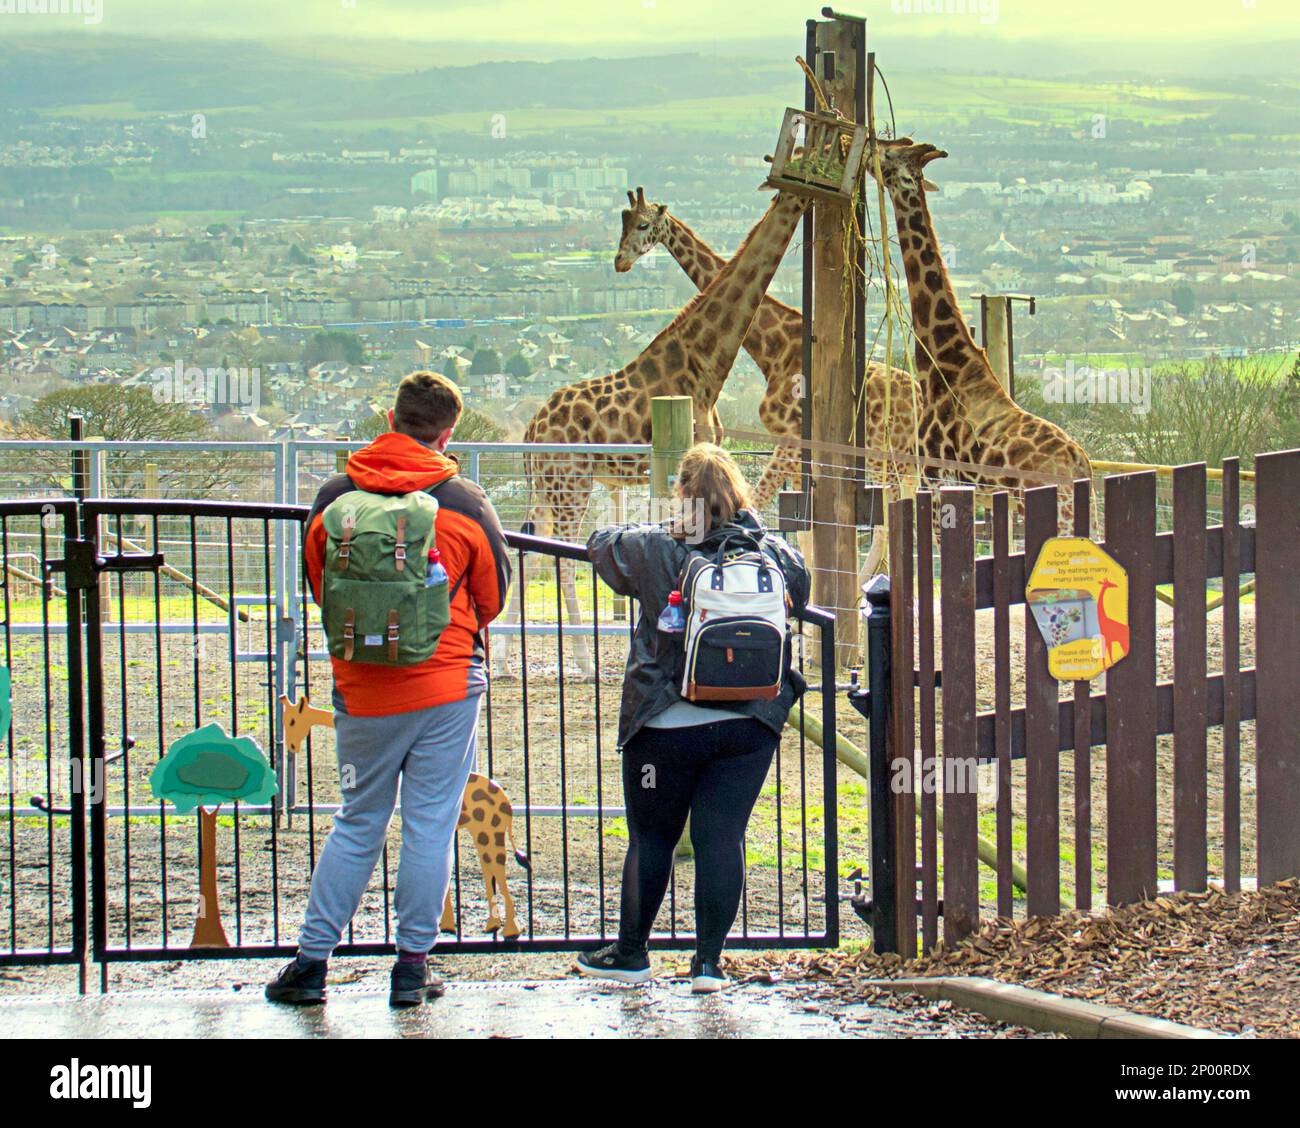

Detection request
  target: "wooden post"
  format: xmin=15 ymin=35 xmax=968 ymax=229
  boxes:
xmin=650 ymin=395 xmax=692 ymax=501
xmin=810 ymin=15 xmax=866 ymax=668
xmin=140 ymin=461 xmax=160 ymax=539
xmin=652 ymin=395 xmax=695 ymax=862
xmin=982 ymin=296 xmax=1013 ymax=391
xmin=979 ymin=293 xmax=1033 ymax=400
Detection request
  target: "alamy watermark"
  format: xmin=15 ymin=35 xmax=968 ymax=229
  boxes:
xmin=654 ymin=496 xmax=709 ymax=545
xmin=1042 ymin=360 xmax=1152 ymax=415
xmin=0 ymin=0 xmax=103 ymax=24
xmin=890 ymin=0 xmax=999 ymax=25
xmin=151 ymin=361 xmax=261 ymax=413
xmin=50 ymin=1060 xmax=150 ymax=1108
xmin=891 ymin=755 xmax=997 ymax=801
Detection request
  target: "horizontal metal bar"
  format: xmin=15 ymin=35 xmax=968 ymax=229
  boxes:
xmin=5 ymin=622 xmax=251 ymax=637
xmin=85 ymin=498 xmax=309 ymax=522
xmin=0 ymin=440 xmax=651 ymax=456
xmin=0 ymin=497 xmax=77 ymax=518
xmin=51 ymin=802 xmax=628 ymax=821
xmin=96 ymin=931 xmax=834 ymax=961
xmin=0 ymin=948 xmax=80 ymax=966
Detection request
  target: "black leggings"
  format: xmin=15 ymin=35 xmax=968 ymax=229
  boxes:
xmin=618 ymin=718 xmax=779 ymax=962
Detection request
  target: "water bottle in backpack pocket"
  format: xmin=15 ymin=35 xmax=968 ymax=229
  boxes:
xmin=677 ymin=533 xmax=790 ymax=703
xmin=655 ymin=589 xmax=687 ymax=683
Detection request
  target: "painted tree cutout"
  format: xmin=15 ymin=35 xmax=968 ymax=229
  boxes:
xmin=0 ymin=667 xmax=11 ymax=739
xmin=149 ymin=723 xmax=278 ymax=948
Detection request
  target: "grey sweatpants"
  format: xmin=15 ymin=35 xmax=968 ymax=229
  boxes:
xmin=297 ymin=693 xmax=482 ymax=959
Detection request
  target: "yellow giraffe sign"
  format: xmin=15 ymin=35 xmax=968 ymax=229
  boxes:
xmin=1027 ymin=538 xmax=1130 ymax=682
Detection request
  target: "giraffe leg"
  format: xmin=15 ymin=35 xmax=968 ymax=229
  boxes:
xmin=490 ymin=558 xmax=527 ymax=679
xmin=481 ymin=865 xmax=502 ymax=933
xmin=549 ymin=490 xmax=594 ymax=680
xmin=441 ymin=806 xmax=472 ymax=933
xmin=860 ymin=525 xmax=888 ymax=587
xmin=496 ymin=866 xmax=521 ymax=939
xmin=705 ymin=405 xmax=724 ymax=445
xmin=753 ymin=383 xmax=802 ymax=510
xmin=491 ymin=477 xmax=565 ymax=680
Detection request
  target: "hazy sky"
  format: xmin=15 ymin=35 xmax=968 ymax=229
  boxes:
xmin=10 ymin=0 xmax=1296 ymax=46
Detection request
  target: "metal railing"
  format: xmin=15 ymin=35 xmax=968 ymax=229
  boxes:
xmin=1 ymin=492 xmax=840 ymax=975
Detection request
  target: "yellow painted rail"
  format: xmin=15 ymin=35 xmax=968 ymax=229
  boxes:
xmin=1092 ymin=460 xmax=1256 ymax=482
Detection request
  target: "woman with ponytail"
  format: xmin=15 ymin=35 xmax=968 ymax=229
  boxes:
xmin=579 ymin=443 xmax=810 ymax=993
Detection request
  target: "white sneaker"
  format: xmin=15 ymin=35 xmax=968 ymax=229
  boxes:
xmin=690 ymin=956 xmax=729 ymax=994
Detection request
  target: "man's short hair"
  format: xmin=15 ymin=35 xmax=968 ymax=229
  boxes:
xmin=393 ymin=371 xmax=462 ymax=441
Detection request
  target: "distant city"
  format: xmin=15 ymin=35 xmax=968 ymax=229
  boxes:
xmin=1 ymin=44 xmax=1297 ymax=443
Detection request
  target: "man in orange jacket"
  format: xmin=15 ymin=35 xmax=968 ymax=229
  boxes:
xmin=267 ymin=371 xmax=511 ymax=1008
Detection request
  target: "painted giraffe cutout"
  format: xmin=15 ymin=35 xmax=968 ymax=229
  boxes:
xmin=494 ymin=189 xmax=814 ymax=677
xmin=616 ymin=186 xmax=926 ymax=577
xmin=279 ymin=694 xmax=528 ymax=939
xmin=443 ymin=774 xmax=527 ymax=939
xmin=868 ymin=139 xmax=1092 ymax=530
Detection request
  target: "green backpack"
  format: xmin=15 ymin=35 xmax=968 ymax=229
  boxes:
xmin=320 ymin=487 xmax=456 ymax=666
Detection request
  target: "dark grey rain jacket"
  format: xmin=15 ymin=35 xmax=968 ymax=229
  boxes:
xmin=587 ymin=509 xmax=811 ymax=748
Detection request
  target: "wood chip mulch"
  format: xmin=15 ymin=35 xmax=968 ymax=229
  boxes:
xmin=727 ymin=880 xmax=1300 ymax=1038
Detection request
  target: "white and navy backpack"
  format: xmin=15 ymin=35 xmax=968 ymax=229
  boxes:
xmin=677 ymin=529 xmax=792 ymax=703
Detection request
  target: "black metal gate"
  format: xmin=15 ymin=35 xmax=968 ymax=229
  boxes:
xmin=3 ymin=495 xmax=838 ymax=983
xmin=0 ymin=498 xmax=87 ymax=981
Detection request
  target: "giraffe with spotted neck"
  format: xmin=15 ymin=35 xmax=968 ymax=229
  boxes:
xmin=493 ymin=189 xmax=813 ymax=677
xmin=616 ymin=187 xmax=921 ymax=510
xmin=871 ymin=139 xmax=1091 ymax=527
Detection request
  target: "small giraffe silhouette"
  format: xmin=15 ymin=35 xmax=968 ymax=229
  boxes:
xmin=279 ymin=694 xmax=529 ymax=939
xmin=1095 ymin=578 xmax=1129 ymax=666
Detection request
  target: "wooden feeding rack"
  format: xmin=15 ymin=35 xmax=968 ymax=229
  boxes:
xmin=765 ymin=107 xmax=868 ymax=202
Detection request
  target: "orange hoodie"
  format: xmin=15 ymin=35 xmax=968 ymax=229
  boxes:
xmin=304 ymin=432 xmax=512 ymax=716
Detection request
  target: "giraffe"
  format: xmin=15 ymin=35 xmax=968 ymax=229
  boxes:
xmin=493 ymin=189 xmax=814 ymax=677
xmin=279 ymin=694 xmax=529 ymax=938
xmin=615 ymin=187 xmax=922 ymax=516
xmin=869 ymin=139 xmax=1092 ymax=530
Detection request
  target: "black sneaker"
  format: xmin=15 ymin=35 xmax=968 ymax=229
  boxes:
xmin=575 ymin=942 xmax=652 ymax=985
xmin=265 ymin=955 xmax=327 ymax=1005
xmin=389 ymin=959 xmax=446 ymax=1008
xmin=689 ymin=955 xmax=729 ymax=994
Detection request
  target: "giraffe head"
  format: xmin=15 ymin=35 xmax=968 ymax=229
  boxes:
xmin=615 ymin=187 xmax=670 ymax=273
xmin=866 ymin=137 xmax=948 ymax=196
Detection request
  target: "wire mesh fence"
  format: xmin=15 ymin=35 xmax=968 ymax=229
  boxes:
xmin=0 ymin=438 xmax=1254 ymax=676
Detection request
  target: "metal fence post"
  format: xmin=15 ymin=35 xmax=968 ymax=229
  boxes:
xmin=865 ymin=573 xmax=897 ymax=953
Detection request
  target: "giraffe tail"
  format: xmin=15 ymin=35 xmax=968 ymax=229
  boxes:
xmin=509 ymin=825 xmax=531 ymax=872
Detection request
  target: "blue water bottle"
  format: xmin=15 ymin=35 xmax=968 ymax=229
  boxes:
xmin=425 ymin=548 xmax=448 ymax=588
xmin=657 ymin=590 xmax=686 ymax=633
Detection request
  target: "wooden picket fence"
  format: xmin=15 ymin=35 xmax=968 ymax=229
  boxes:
xmin=881 ymin=449 xmax=1300 ymax=957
